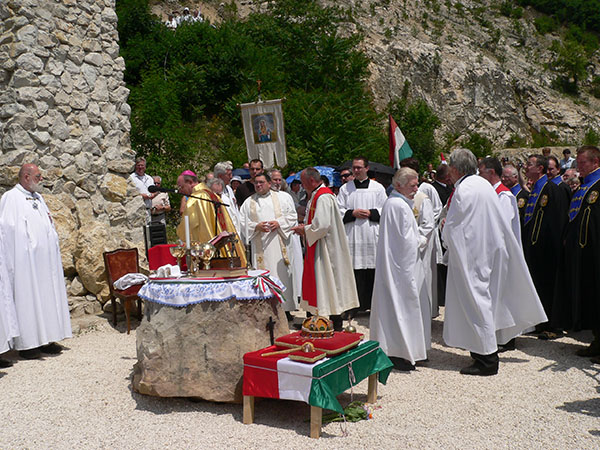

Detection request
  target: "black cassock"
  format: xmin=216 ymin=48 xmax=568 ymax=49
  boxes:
xmin=552 ymin=180 xmax=600 ymax=330
xmin=521 ymin=181 xmax=569 ymax=321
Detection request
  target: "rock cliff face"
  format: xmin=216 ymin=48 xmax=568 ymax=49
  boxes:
xmin=233 ymin=0 xmax=600 ymax=147
xmin=0 ymin=0 xmax=145 ymax=319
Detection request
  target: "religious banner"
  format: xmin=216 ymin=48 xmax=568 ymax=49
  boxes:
xmin=240 ymin=99 xmax=287 ymax=169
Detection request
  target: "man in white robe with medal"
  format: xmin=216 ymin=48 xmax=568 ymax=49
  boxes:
xmin=292 ymin=168 xmax=359 ymax=331
xmin=370 ymin=168 xmax=429 ymax=371
xmin=240 ymin=173 xmax=299 ymax=312
xmin=442 ymin=149 xmax=546 ymax=376
xmin=336 ymin=157 xmax=387 ymax=318
xmin=0 ymin=164 xmax=72 ymax=360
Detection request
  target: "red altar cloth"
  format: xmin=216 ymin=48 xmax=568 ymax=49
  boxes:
xmin=148 ymin=244 xmax=187 ymax=271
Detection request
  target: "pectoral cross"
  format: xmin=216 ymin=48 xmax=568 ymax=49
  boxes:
xmin=266 ymin=316 xmax=275 ymax=345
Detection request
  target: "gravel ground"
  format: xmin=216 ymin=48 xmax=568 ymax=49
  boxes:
xmin=1 ymin=310 xmax=600 ymax=449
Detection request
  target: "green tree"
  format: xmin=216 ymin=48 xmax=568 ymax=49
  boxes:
xmin=551 ymin=39 xmax=587 ymax=94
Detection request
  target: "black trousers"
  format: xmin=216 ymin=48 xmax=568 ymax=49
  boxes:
xmin=354 ymin=268 xmax=375 ymax=312
xmin=436 ymin=264 xmax=447 ymax=307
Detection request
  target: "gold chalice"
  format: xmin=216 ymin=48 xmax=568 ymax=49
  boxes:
xmin=199 ymin=243 xmax=217 ymax=270
xmin=169 ymin=244 xmax=187 ymax=269
xmin=190 ymin=242 xmax=203 ymax=274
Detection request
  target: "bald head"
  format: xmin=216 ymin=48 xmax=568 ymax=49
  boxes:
xmin=19 ymin=164 xmax=42 ymax=193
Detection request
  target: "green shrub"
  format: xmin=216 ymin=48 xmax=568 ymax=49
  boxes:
xmin=533 ymin=16 xmax=557 ymax=35
xmin=583 ymin=128 xmax=600 ymax=146
xmin=464 ymin=132 xmax=493 ymax=158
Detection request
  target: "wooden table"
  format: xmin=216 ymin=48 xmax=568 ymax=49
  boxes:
xmin=242 ymin=340 xmax=393 ymax=438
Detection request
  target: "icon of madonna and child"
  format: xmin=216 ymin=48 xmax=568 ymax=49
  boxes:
xmin=251 ymin=113 xmax=278 ymax=144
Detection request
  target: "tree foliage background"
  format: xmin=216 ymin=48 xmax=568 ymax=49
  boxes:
xmin=116 ymin=0 xmax=437 ymax=187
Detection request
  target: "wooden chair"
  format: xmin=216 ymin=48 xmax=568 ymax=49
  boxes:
xmin=103 ymin=248 xmax=143 ymax=334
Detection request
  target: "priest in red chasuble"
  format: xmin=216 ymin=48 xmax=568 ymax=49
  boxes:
xmin=292 ymin=167 xmax=359 ymax=331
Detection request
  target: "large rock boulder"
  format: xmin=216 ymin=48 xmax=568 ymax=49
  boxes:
xmin=133 ymin=297 xmax=290 ymax=402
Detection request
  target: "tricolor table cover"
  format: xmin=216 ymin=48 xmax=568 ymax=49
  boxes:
xmin=138 ymin=270 xmax=285 ymax=307
xmin=243 ymin=340 xmax=393 ymax=414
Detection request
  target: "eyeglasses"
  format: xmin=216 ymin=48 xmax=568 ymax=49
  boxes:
xmin=340 ymin=173 xmax=351 ymax=178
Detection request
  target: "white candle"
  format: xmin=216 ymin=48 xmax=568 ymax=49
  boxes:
xmin=184 ymin=215 xmax=190 ymax=249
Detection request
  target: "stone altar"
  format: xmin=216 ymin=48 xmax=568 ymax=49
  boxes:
xmin=132 ymin=276 xmax=290 ymax=403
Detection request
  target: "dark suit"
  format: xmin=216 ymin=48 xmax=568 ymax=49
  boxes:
xmin=522 ymin=178 xmax=569 ymax=324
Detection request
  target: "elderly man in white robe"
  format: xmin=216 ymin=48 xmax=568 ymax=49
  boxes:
xmin=292 ymin=167 xmax=359 ymax=331
xmin=0 ymin=164 xmax=72 ymax=360
xmin=214 ymin=161 xmax=241 ymax=234
xmin=442 ymin=149 xmax=547 ymax=376
xmin=240 ymin=173 xmax=299 ymax=313
xmin=337 ymin=157 xmax=387 ymax=318
xmin=370 ymin=168 xmax=429 ymax=371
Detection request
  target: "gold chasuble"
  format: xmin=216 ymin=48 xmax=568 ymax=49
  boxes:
xmin=177 ymin=183 xmax=247 ymax=267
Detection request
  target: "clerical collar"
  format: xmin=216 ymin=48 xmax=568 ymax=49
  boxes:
xmin=354 ymin=178 xmax=370 ymax=189
xmin=308 ymin=183 xmax=324 ymax=199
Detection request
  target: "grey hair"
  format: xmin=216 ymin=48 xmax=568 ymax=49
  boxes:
xmin=213 ymin=161 xmax=233 ymax=177
xmin=502 ymin=164 xmax=518 ymax=177
xmin=267 ymin=169 xmax=282 ymax=177
xmin=153 ymin=175 xmax=162 ymax=183
xmin=207 ymin=177 xmax=225 ymax=189
xmin=302 ymin=167 xmax=321 ymax=182
xmin=449 ymin=148 xmax=477 ymax=176
xmin=392 ymin=167 xmax=418 ymax=188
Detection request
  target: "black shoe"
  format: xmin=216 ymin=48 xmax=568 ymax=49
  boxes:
xmin=19 ymin=348 xmax=42 ymax=359
xmin=390 ymin=357 xmax=415 ymax=371
xmin=460 ymin=362 xmax=498 ymax=376
xmin=0 ymin=358 xmax=13 ymax=368
xmin=41 ymin=343 xmax=63 ymax=354
xmin=576 ymin=343 xmax=600 ymax=357
xmin=538 ymin=330 xmax=563 ymax=340
xmin=498 ymin=338 xmax=516 ymax=353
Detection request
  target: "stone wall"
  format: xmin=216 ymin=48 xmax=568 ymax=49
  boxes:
xmin=0 ymin=0 xmax=146 ymax=318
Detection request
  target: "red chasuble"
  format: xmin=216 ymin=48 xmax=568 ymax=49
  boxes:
xmin=302 ymin=186 xmax=334 ymax=307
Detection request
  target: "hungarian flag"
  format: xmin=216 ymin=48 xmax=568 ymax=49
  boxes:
xmin=388 ymin=114 xmax=413 ymax=168
xmin=243 ymin=340 xmax=392 ymax=414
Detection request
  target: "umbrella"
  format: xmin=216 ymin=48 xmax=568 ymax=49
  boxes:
xmin=338 ymin=160 xmax=396 ymax=187
xmin=286 ymin=166 xmax=342 ymax=187
xmin=233 ymin=168 xmax=250 ymax=179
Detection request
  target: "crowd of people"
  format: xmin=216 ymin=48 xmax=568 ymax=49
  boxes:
xmin=164 ymin=7 xmax=204 ymax=29
xmin=1 ymin=145 xmax=599 ymax=379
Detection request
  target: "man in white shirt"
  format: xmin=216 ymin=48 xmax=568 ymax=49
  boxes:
xmin=336 ymin=157 xmax=387 ymax=317
xmin=129 ymin=157 xmax=155 ymax=224
xmin=559 ymin=149 xmax=576 ymax=170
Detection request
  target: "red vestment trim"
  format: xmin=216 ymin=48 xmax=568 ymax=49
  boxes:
xmin=302 ymin=186 xmax=334 ymax=307
xmin=495 ymin=183 xmax=510 ymax=194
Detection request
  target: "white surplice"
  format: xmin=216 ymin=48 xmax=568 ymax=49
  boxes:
xmin=413 ymin=191 xmax=434 ymax=347
xmin=221 ymin=184 xmax=241 ymax=235
xmin=442 ymin=175 xmax=547 ymax=355
xmin=493 ymin=181 xmax=521 ymax=243
xmin=370 ymin=191 xmax=428 ymax=364
xmin=240 ymin=190 xmax=299 ymax=310
xmin=336 ymin=179 xmax=387 ymax=269
xmin=418 ymin=182 xmax=444 ymax=316
xmin=301 ymin=187 xmax=359 ymax=316
xmin=0 ymin=184 xmax=72 ymax=351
